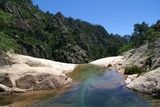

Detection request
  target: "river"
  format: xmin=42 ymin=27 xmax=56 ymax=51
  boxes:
xmin=0 ymin=65 xmax=160 ymax=107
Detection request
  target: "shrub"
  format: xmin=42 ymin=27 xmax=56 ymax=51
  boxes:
xmin=118 ymin=43 xmax=133 ymax=54
xmin=0 ymin=32 xmax=19 ymax=51
xmin=124 ymin=65 xmax=146 ymax=75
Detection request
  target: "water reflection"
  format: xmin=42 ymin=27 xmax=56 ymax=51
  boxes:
xmin=32 ymin=70 xmax=157 ymax=107
xmin=0 ymin=66 xmax=160 ymax=107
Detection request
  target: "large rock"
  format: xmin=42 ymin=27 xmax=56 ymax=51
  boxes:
xmin=125 ymin=74 xmax=138 ymax=85
xmin=150 ymin=38 xmax=160 ymax=70
xmin=123 ymin=38 xmax=160 ymax=70
xmin=16 ymin=73 xmax=71 ymax=90
xmin=90 ymin=56 xmax=125 ymax=73
xmin=127 ymin=67 xmax=160 ymax=96
xmin=123 ymin=44 xmax=149 ymax=68
xmin=0 ymin=53 xmax=76 ymax=93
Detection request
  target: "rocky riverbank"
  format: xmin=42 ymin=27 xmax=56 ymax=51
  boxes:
xmin=90 ymin=38 xmax=160 ymax=97
xmin=0 ymin=51 xmax=124 ymax=93
xmin=123 ymin=38 xmax=160 ymax=97
xmin=1 ymin=40 xmax=160 ymax=97
xmin=126 ymin=67 xmax=160 ymax=96
xmin=90 ymin=56 xmax=125 ymax=73
xmin=0 ymin=52 xmax=76 ymax=93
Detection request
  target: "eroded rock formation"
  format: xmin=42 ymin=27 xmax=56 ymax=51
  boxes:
xmin=0 ymin=52 xmax=76 ymax=93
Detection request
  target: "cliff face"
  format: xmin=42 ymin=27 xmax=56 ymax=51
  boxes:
xmin=0 ymin=0 xmax=127 ymax=63
xmin=123 ymin=38 xmax=160 ymax=71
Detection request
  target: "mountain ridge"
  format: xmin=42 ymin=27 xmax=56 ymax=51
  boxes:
xmin=0 ymin=0 xmax=127 ymax=63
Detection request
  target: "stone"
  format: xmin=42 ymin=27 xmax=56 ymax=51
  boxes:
xmin=122 ymin=38 xmax=160 ymax=96
xmin=0 ymin=83 xmax=26 ymax=93
xmin=16 ymin=75 xmax=36 ymax=89
xmin=127 ymin=67 xmax=160 ymax=96
xmin=125 ymin=74 xmax=138 ymax=85
xmin=0 ymin=53 xmax=76 ymax=93
xmin=16 ymin=74 xmax=72 ymax=91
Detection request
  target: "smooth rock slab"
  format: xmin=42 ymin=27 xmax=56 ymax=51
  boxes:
xmin=0 ymin=53 xmax=75 ymax=93
xmin=127 ymin=67 xmax=160 ymax=96
xmin=16 ymin=74 xmax=72 ymax=90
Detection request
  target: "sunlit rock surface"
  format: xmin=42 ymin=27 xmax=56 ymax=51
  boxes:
xmin=0 ymin=53 xmax=76 ymax=92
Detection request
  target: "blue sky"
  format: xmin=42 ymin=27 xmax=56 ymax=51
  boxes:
xmin=32 ymin=0 xmax=160 ymax=35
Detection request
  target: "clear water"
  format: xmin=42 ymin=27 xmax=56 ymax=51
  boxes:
xmin=31 ymin=69 xmax=159 ymax=107
xmin=0 ymin=66 xmax=160 ymax=107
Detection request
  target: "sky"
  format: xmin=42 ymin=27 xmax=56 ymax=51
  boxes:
xmin=32 ymin=0 xmax=160 ymax=35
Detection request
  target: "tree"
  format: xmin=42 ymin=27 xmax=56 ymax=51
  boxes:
xmin=131 ymin=22 xmax=149 ymax=47
xmin=152 ymin=20 xmax=160 ymax=31
xmin=134 ymin=22 xmax=149 ymax=35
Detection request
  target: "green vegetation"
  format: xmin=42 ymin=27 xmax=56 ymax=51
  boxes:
xmin=0 ymin=0 xmax=127 ymax=63
xmin=0 ymin=0 xmax=159 ymax=63
xmin=131 ymin=21 xmax=160 ymax=47
xmin=0 ymin=9 xmax=12 ymax=29
xmin=118 ymin=43 xmax=133 ymax=54
xmin=119 ymin=20 xmax=160 ymax=54
xmin=0 ymin=32 xmax=19 ymax=51
xmin=124 ymin=65 xmax=146 ymax=75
